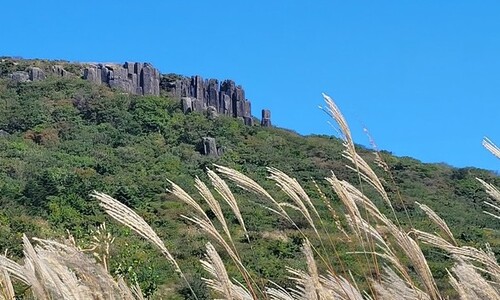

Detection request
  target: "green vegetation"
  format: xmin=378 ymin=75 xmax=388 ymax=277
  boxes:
xmin=0 ymin=61 xmax=498 ymax=298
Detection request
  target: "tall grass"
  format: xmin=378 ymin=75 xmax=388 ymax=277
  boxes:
xmin=0 ymin=94 xmax=498 ymax=299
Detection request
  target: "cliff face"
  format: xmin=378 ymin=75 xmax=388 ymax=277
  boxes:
xmin=162 ymin=75 xmax=253 ymax=125
xmin=83 ymin=62 xmax=160 ymax=96
xmin=2 ymin=58 xmax=271 ymax=126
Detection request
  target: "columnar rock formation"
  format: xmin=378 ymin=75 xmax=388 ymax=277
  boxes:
xmin=83 ymin=62 xmax=160 ymax=96
xmin=9 ymin=71 xmax=30 ymax=83
xmin=8 ymin=65 xmax=70 ymax=83
xmin=261 ymin=109 xmax=272 ymax=127
xmin=28 ymin=67 xmax=46 ymax=81
xmin=4 ymin=59 xmax=272 ymax=128
xmin=164 ymin=75 xmax=252 ymax=122
xmin=202 ymin=137 xmax=221 ymax=156
xmin=52 ymin=65 xmax=70 ymax=78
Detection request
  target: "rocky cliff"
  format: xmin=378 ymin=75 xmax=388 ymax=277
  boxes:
xmin=83 ymin=62 xmax=160 ymax=96
xmin=7 ymin=65 xmax=70 ymax=83
xmin=162 ymin=75 xmax=253 ymax=125
xmin=2 ymin=58 xmax=271 ymax=126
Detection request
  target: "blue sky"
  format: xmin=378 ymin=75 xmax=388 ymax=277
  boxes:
xmin=2 ymin=1 xmax=499 ymax=170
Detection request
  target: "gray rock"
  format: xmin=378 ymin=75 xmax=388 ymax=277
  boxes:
xmin=192 ymin=98 xmax=205 ymax=112
xmin=83 ymin=66 xmax=101 ymax=84
xmin=217 ymin=147 xmax=225 ymax=156
xmin=261 ymin=109 xmax=272 ymax=127
xmin=9 ymin=71 xmax=29 ymax=83
xmin=83 ymin=62 xmax=160 ymax=96
xmin=233 ymin=98 xmax=246 ymax=118
xmin=52 ymin=65 xmax=70 ymax=77
xmin=162 ymin=74 xmax=257 ymax=125
xmin=110 ymin=78 xmax=134 ymax=93
xmin=193 ymin=76 xmax=204 ymax=101
xmin=207 ymin=106 xmax=218 ymax=119
xmin=141 ymin=63 xmax=160 ymax=96
xmin=181 ymin=97 xmax=193 ymax=113
xmin=220 ymin=94 xmax=231 ymax=116
xmin=28 ymin=67 xmax=46 ymax=81
xmin=0 ymin=130 xmax=9 ymax=137
xmin=243 ymin=116 xmax=253 ymax=126
xmin=243 ymin=100 xmax=251 ymax=117
xmin=207 ymin=79 xmax=219 ymax=107
xmin=202 ymin=137 xmax=218 ymax=156
xmin=219 ymin=80 xmax=249 ymax=118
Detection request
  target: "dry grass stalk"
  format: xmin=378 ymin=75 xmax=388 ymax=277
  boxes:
xmin=195 ymin=176 xmax=233 ymax=242
xmin=312 ymin=180 xmax=351 ymax=240
xmin=90 ymin=192 xmax=180 ymax=271
xmin=477 ymin=178 xmax=500 ymax=202
xmin=90 ymin=191 xmax=196 ymax=299
xmin=22 ymin=234 xmax=66 ymax=299
xmin=449 ymin=260 xmax=500 ymax=300
xmin=83 ymin=222 xmax=115 ymax=271
xmin=477 ymin=177 xmax=500 ymax=219
xmin=267 ymin=239 xmax=364 ymax=300
xmin=267 ymin=167 xmax=320 ymax=238
xmin=266 ymin=281 xmax=295 ymax=300
xmin=336 ymin=177 xmax=442 ymax=299
xmin=0 ymin=269 xmax=14 ymax=300
xmin=347 ymin=216 xmax=413 ymax=286
xmin=268 ymin=167 xmax=322 ymax=221
xmin=118 ymin=277 xmax=138 ymax=300
xmin=0 ymin=234 xmax=140 ymax=299
xmin=342 ymin=150 xmax=391 ymax=207
xmin=483 ymin=205 xmax=500 ymax=220
xmin=130 ymin=280 xmax=145 ymax=300
xmin=325 ymin=173 xmax=362 ymax=237
xmin=321 ymin=94 xmax=392 ymax=209
xmin=483 ymin=137 xmax=500 ymax=159
xmin=180 ymin=214 xmax=254 ymax=288
xmin=301 ymin=240 xmax=323 ymax=299
xmin=168 ymin=180 xmax=208 ymax=219
xmin=214 ymin=164 xmax=294 ymax=223
xmin=415 ymin=202 xmax=457 ymax=246
xmin=207 ymin=169 xmax=249 ymax=240
xmin=320 ymin=271 xmax=365 ymax=300
xmin=167 ymin=179 xmax=259 ymax=298
xmin=389 ymin=229 xmax=441 ymax=300
xmin=284 ymin=267 xmax=320 ymax=300
xmin=325 ymin=171 xmax=384 ymax=295
xmin=413 ymin=230 xmax=500 ymax=279
xmin=33 ymin=236 xmax=138 ymax=299
xmin=371 ymin=266 xmax=431 ymax=300
xmin=320 ymin=93 xmax=354 ymax=153
xmin=446 ymin=268 xmax=469 ymax=300
xmin=0 ymin=255 xmax=28 ymax=285
xmin=200 ymin=242 xmax=252 ymax=300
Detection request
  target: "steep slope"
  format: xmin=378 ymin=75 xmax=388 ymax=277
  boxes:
xmin=0 ymin=58 xmax=498 ymax=298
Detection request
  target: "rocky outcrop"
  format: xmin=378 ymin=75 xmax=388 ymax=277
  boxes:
xmin=52 ymin=65 xmax=70 ymax=77
xmin=9 ymin=71 xmax=30 ymax=83
xmin=207 ymin=106 xmax=218 ymax=119
xmin=261 ymin=109 xmax=272 ymax=127
xmin=4 ymin=59 xmax=269 ymax=127
xmin=0 ymin=130 xmax=9 ymax=137
xmin=164 ymin=75 xmax=252 ymax=119
xmin=8 ymin=65 xmax=67 ymax=83
xmin=243 ymin=117 xmax=253 ymax=126
xmin=28 ymin=67 xmax=46 ymax=81
xmin=83 ymin=62 xmax=160 ymax=96
xmin=202 ymin=137 xmax=221 ymax=157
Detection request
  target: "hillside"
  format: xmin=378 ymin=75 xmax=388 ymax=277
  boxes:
xmin=0 ymin=58 xmax=498 ymax=298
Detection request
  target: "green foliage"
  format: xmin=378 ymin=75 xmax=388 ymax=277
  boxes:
xmin=0 ymin=70 xmax=498 ymax=298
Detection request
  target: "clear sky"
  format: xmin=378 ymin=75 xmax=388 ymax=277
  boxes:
xmin=2 ymin=1 xmax=499 ymax=170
